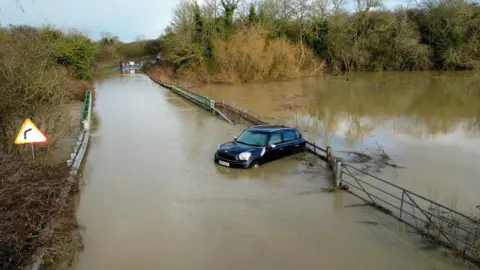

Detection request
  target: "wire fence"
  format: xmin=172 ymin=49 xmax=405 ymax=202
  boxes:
xmin=150 ymin=79 xmax=212 ymax=110
xmin=170 ymin=85 xmax=211 ymax=109
xmin=338 ymin=162 xmax=480 ymax=265
xmin=215 ymin=101 xmax=267 ymax=125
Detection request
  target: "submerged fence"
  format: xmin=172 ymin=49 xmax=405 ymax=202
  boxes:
xmin=215 ymin=101 xmax=267 ymax=126
xmin=150 ymin=79 xmax=233 ymax=124
xmin=338 ymin=162 xmax=480 ymax=265
xmin=148 ymin=76 xmax=480 ymax=266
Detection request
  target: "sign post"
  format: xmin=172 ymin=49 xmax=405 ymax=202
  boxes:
xmin=30 ymin=143 xmax=35 ymax=161
xmin=14 ymin=118 xmax=47 ymax=162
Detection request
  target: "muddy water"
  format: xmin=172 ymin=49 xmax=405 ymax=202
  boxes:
xmin=195 ymin=72 xmax=480 ymax=213
xmin=75 ymin=73 xmax=471 ymax=270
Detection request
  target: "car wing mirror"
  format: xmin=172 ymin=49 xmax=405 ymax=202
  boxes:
xmin=270 ymin=144 xmax=276 ymax=148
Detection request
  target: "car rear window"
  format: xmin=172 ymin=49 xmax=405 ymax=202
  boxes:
xmin=282 ymin=131 xmax=297 ymax=142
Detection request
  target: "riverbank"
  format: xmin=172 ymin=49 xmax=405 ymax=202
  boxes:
xmin=145 ymin=63 xmax=323 ymax=88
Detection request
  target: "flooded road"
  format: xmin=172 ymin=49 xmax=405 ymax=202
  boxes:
xmin=76 ymin=74 xmax=471 ymax=270
xmin=195 ymin=72 xmax=480 ymax=213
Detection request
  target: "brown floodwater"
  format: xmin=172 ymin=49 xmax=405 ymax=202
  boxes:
xmin=195 ymin=71 xmax=480 ymax=213
xmin=75 ymin=73 xmax=473 ymax=270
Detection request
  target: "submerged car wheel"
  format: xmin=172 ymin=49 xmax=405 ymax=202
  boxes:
xmin=249 ymin=162 xmax=261 ymax=169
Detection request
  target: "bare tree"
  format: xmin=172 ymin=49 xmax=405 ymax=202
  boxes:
xmin=355 ymin=0 xmax=383 ymax=12
xmin=330 ymin=0 xmax=349 ymax=14
xmin=202 ymin=0 xmax=221 ymax=18
xmin=99 ymin=32 xmax=119 ymax=45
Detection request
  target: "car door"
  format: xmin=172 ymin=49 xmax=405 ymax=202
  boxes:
xmin=291 ymin=129 xmax=305 ymax=153
xmin=271 ymin=131 xmax=292 ymax=158
xmin=263 ymin=132 xmax=282 ymax=162
xmin=280 ymin=130 xmax=299 ymax=155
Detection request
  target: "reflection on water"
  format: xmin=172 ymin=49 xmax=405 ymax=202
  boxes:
xmin=195 ymin=72 xmax=480 ymax=211
xmin=75 ymin=74 xmax=471 ymax=270
xmin=196 ymin=71 xmax=480 ymax=140
xmin=303 ymin=72 xmax=479 ymax=142
xmin=214 ymin=153 xmax=324 ymax=181
xmin=120 ymin=69 xmax=142 ymax=74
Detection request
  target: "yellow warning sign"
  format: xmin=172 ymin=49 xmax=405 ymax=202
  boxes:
xmin=14 ymin=119 xmax=47 ymax=144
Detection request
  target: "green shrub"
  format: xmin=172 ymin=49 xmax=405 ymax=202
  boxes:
xmin=161 ymin=0 xmax=480 ymax=73
xmin=52 ymin=33 xmax=96 ymax=80
xmin=0 ymin=25 xmax=92 ymax=155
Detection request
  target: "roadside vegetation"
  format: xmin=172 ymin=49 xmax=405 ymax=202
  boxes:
xmin=93 ymin=31 xmax=162 ymax=72
xmin=0 ymin=25 xmax=94 ymax=269
xmin=0 ymin=25 xmax=94 ymax=155
xmin=147 ymin=0 xmax=480 ymax=85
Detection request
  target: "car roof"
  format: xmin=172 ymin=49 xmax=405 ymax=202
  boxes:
xmin=247 ymin=124 xmax=297 ymax=133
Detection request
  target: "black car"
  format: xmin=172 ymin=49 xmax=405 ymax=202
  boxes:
xmin=214 ymin=125 xmax=307 ymax=169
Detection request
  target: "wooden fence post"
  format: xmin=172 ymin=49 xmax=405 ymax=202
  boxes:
xmin=335 ymin=160 xmax=342 ymax=188
xmin=326 ymin=146 xmax=332 ymax=169
xmin=210 ymin=99 xmax=215 ymax=111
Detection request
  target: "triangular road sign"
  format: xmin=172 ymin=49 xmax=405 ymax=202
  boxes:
xmin=14 ymin=119 xmax=47 ymax=144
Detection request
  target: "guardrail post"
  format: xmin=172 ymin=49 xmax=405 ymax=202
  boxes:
xmin=210 ymin=99 xmax=215 ymax=110
xmin=80 ymin=91 xmax=91 ymax=130
xmin=85 ymin=91 xmax=92 ymax=131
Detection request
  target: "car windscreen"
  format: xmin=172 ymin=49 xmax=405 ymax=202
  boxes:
xmin=236 ymin=130 xmax=269 ymax=147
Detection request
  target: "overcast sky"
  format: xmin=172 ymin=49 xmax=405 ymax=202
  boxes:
xmin=0 ymin=0 xmax=188 ymax=42
xmin=1 ymin=0 xmax=406 ymax=42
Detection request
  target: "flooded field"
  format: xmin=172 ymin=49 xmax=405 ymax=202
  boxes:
xmin=195 ymin=72 xmax=480 ymax=213
xmin=74 ymin=73 xmax=473 ymax=269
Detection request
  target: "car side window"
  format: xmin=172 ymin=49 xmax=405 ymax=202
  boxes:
xmin=282 ymin=131 xmax=296 ymax=142
xmin=269 ymin=133 xmax=282 ymax=145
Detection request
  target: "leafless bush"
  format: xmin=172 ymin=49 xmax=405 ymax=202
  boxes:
xmin=0 ymin=157 xmax=82 ymax=270
xmin=40 ymin=200 xmax=85 ymax=270
xmin=0 ymin=25 xmax=91 ymax=269
xmin=210 ymin=26 xmax=323 ymax=83
xmin=163 ymin=25 xmax=324 ymax=84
